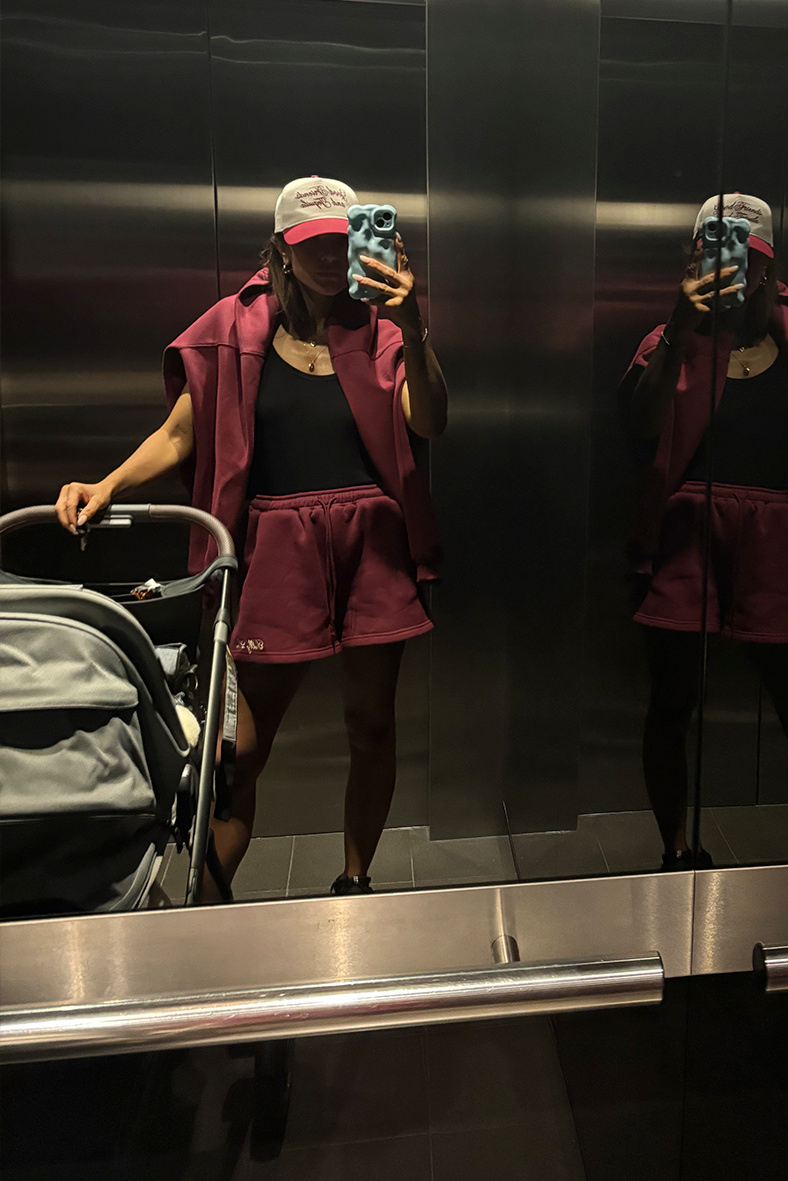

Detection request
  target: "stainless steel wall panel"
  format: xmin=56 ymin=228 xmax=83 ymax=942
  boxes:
xmin=0 ymin=874 xmax=694 ymax=1026
xmin=427 ymin=0 xmax=600 ymax=838
xmin=0 ymin=1 xmax=217 ymax=583
xmin=577 ymin=16 xmax=729 ymax=818
xmin=692 ymin=865 xmax=788 ymax=973
xmin=208 ymin=0 xmax=430 ymax=834
xmin=699 ymin=12 xmax=788 ymax=819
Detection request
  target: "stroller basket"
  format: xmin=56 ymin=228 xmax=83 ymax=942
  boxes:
xmin=0 ymin=505 xmax=237 ymax=916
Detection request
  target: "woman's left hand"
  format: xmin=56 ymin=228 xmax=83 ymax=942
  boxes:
xmin=353 ymin=235 xmax=423 ymax=335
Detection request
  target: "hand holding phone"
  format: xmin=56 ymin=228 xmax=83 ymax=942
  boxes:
xmin=698 ymin=215 xmax=750 ymax=309
xmin=347 ymin=204 xmax=398 ymax=300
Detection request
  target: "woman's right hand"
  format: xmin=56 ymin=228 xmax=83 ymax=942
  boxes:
xmin=55 ymin=480 xmax=113 ymax=533
xmin=669 ymin=254 xmax=743 ymax=339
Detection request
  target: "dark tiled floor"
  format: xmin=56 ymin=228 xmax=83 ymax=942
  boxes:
xmin=711 ymin=804 xmax=788 ymax=864
xmin=410 ymin=827 xmax=515 ymax=887
xmin=576 ymin=808 xmax=735 ymax=874
xmin=1 ymin=1020 xmax=584 ymax=1181
xmin=245 ymin=1134 xmax=433 ymax=1181
xmin=512 ymin=829 xmax=608 ymax=880
xmin=159 ymin=825 xmax=517 ymax=904
xmin=159 ymin=801 xmax=788 ymax=905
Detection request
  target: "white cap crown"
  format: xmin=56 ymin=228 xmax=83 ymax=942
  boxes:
xmin=693 ymin=193 xmax=774 ymax=257
xmin=274 ymin=176 xmax=358 ymax=244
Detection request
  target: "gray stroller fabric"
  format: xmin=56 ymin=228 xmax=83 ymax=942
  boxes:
xmin=0 ymin=586 xmax=192 ymax=916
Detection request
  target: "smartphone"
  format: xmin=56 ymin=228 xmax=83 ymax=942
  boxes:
xmin=698 ymin=215 xmax=750 ymax=309
xmin=347 ymin=204 xmax=398 ymax=300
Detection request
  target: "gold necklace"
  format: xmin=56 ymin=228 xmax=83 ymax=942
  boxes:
xmin=303 ymin=339 xmax=327 ymax=373
xmin=731 ymin=343 xmax=765 ymax=378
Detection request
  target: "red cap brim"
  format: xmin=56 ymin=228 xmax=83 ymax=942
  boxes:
xmin=749 ymin=235 xmax=774 ymax=258
xmin=282 ymin=217 xmax=349 ymax=244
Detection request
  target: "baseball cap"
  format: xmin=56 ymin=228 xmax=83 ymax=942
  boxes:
xmin=274 ymin=175 xmax=358 ymax=244
xmin=693 ymin=193 xmax=774 ymax=258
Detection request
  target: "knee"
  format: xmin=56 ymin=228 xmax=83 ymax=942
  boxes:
xmin=344 ymin=704 xmax=395 ymax=753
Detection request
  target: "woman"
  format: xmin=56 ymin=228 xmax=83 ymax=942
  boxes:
xmin=620 ymin=193 xmax=788 ymax=870
xmin=56 ymin=176 xmax=447 ymax=898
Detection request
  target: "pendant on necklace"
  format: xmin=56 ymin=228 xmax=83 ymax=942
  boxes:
xmin=743 ymin=366 xmax=750 ymax=376
xmin=308 ymin=361 xmax=315 ymax=373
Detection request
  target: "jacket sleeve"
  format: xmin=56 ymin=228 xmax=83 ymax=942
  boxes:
xmin=162 ymin=296 xmax=237 ymax=411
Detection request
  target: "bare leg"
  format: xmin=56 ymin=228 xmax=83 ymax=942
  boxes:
xmin=203 ymin=661 xmax=309 ymax=901
xmin=340 ymin=642 xmax=405 ymax=879
xmin=642 ymin=626 xmax=700 ymax=855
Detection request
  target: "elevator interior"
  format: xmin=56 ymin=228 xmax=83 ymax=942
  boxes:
xmin=2 ymin=0 xmax=787 ymax=902
xmin=2 ymin=2 xmax=788 ymax=1179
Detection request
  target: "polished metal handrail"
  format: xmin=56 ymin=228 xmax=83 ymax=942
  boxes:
xmin=753 ymin=944 xmax=788 ymax=992
xmin=0 ymin=954 xmax=663 ymax=1063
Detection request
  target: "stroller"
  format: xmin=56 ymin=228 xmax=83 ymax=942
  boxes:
xmin=0 ymin=503 xmax=237 ymax=916
xmin=0 ymin=502 xmax=294 ymax=1160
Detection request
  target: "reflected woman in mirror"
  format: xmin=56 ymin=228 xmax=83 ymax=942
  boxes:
xmin=620 ymin=194 xmax=787 ymax=870
xmin=56 ymin=177 xmax=447 ymax=898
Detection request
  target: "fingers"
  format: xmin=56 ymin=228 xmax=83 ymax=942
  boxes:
xmin=695 ymin=265 xmax=738 ymax=290
xmin=354 ymin=273 xmax=396 ymax=295
xmin=358 ymin=253 xmax=398 ymax=281
xmin=693 ymin=282 xmax=745 ymax=305
xmin=56 ymin=484 xmax=88 ymax=533
xmin=55 ymin=483 xmax=104 ymax=533
xmin=76 ymin=495 xmax=103 ymax=529
xmin=55 ymin=485 xmax=75 ymax=532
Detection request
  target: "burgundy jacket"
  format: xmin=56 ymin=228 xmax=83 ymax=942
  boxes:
xmin=163 ymin=269 xmax=441 ymax=581
xmin=624 ymin=284 xmax=788 ymax=570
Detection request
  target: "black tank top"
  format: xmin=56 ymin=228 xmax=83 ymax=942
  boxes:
xmin=246 ymin=345 xmax=378 ymax=497
xmin=684 ymin=352 xmax=788 ymax=488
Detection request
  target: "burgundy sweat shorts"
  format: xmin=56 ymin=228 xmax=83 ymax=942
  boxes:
xmin=230 ymin=485 xmax=433 ymax=663
xmin=635 ymin=480 xmax=788 ymax=642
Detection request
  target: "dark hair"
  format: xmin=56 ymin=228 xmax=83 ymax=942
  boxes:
xmin=258 ymin=233 xmax=365 ymax=341
xmin=259 ymin=233 xmax=317 ymax=340
xmin=736 ymin=257 xmax=780 ymax=348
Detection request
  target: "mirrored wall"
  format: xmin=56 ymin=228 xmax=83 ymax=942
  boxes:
xmin=1 ymin=0 xmax=786 ymax=920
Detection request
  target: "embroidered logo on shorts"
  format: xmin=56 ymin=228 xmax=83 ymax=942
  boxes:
xmin=235 ymin=638 xmax=265 ymax=652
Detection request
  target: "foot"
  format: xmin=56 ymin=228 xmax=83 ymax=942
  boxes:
xmin=660 ymin=848 xmax=714 ymax=872
xmin=330 ymin=874 xmax=373 ymax=896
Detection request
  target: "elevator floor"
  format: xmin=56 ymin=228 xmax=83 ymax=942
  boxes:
xmin=1 ymin=1017 xmax=588 ymax=1181
xmin=158 ymin=804 xmax=788 ymax=904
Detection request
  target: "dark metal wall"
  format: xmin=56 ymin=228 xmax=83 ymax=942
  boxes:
xmin=3 ymin=0 xmax=786 ymax=848
xmin=205 ymin=0 xmax=430 ymax=835
xmin=427 ymin=0 xmax=600 ymax=837
xmin=578 ymin=5 xmax=730 ymax=819
xmin=701 ymin=3 xmax=788 ymax=812
xmin=0 ymin=0 xmax=429 ymax=837
xmin=0 ymin=0 xmax=216 ymax=581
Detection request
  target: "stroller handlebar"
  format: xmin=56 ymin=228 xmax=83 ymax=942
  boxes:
xmin=0 ymin=504 xmax=236 ymax=562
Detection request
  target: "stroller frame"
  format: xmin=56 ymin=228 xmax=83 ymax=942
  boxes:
xmin=0 ymin=503 xmax=238 ymax=908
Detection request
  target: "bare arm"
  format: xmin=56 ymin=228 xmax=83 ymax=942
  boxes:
xmin=630 ymin=260 xmax=742 ymax=439
xmin=351 ymin=234 xmax=448 ymax=439
xmin=400 ymin=333 xmax=448 ymax=439
xmin=56 ymin=393 xmax=194 ymax=532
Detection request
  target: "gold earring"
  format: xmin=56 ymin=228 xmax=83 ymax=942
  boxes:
xmin=282 ymin=259 xmax=292 ymax=275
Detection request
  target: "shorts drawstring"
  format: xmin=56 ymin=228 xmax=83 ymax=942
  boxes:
xmin=323 ymin=496 xmax=339 ymax=642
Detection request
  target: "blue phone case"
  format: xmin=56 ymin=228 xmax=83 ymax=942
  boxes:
xmin=347 ymin=204 xmax=397 ymax=300
xmin=698 ymin=215 xmax=750 ymax=308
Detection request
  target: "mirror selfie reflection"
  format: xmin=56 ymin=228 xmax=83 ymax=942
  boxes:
xmin=621 ymin=194 xmax=787 ymax=872
xmin=1 ymin=0 xmax=788 ymax=923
